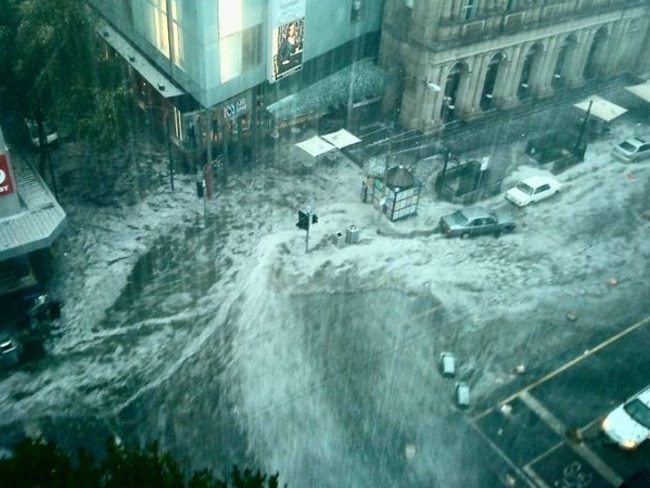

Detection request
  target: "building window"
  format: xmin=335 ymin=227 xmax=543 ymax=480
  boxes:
xmin=170 ymin=0 xmax=184 ymax=68
xmin=151 ymin=0 xmax=184 ymax=68
xmin=463 ymin=0 xmax=477 ymax=20
xmin=351 ymin=0 xmax=364 ymax=22
xmin=506 ymin=0 xmax=517 ymax=12
xmin=242 ymin=25 xmax=262 ymax=72
xmin=153 ymin=0 xmax=169 ymax=58
xmin=218 ymin=0 xmax=242 ymax=82
xmin=217 ymin=0 xmax=261 ymax=81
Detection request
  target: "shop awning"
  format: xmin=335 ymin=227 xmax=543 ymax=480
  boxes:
xmin=573 ymin=95 xmax=627 ymax=122
xmin=322 ymin=129 xmax=361 ymax=149
xmin=625 ymin=80 xmax=650 ymax=103
xmin=97 ymin=21 xmax=184 ymax=99
xmin=295 ymin=136 xmax=336 ymax=157
xmin=0 ymin=157 xmax=66 ymax=261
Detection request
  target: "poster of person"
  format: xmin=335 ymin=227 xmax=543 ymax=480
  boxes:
xmin=272 ymin=18 xmax=304 ymax=80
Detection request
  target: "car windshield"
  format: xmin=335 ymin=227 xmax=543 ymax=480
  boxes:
xmin=624 ymin=398 xmax=650 ymax=429
xmin=516 ymin=182 xmax=534 ymax=195
xmin=619 ymin=141 xmax=638 ymax=152
xmin=452 ymin=211 xmax=469 ymax=224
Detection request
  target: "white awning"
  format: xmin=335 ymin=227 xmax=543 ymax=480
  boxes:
xmin=0 ymin=157 xmax=66 ymax=261
xmin=295 ymin=136 xmax=336 ymax=157
xmin=98 ymin=22 xmax=184 ymax=99
xmin=573 ymin=95 xmax=627 ymax=122
xmin=625 ymin=80 xmax=650 ymax=103
xmin=322 ymin=129 xmax=361 ymax=149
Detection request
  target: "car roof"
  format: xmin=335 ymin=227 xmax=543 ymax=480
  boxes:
xmin=625 ymin=137 xmax=648 ymax=147
xmin=521 ymin=175 xmax=556 ymax=187
xmin=460 ymin=206 xmax=491 ymax=219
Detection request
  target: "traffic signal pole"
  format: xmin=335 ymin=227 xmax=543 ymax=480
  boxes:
xmin=296 ymin=207 xmax=318 ymax=254
xmin=305 ymin=211 xmax=310 ymax=253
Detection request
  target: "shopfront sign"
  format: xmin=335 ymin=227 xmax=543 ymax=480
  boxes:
xmin=223 ymin=98 xmax=248 ymax=119
xmin=0 ymin=154 xmax=15 ymax=197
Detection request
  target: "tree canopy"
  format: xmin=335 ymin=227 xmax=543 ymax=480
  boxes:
xmin=0 ymin=436 xmax=284 ymax=488
xmin=0 ymin=0 xmax=131 ymax=148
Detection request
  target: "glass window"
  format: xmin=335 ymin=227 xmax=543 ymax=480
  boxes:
xmin=516 ymin=182 xmax=534 ymax=195
xmin=220 ymin=32 xmax=242 ymax=82
xmin=242 ymin=24 xmax=261 ymax=71
xmin=153 ymin=0 xmax=169 ymax=58
xmin=463 ymin=0 xmax=477 ymax=20
xmin=170 ymin=0 xmax=184 ymax=68
xmin=624 ymin=399 xmax=650 ymax=429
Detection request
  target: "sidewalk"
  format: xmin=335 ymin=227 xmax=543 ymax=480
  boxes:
xmin=345 ymin=72 xmax=649 ymax=191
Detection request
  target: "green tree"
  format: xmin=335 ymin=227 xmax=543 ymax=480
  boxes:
xmin=0 ymin=436 xmax=286 ymax=488
xmin=0 ymin=0 xmax=131 ymax=174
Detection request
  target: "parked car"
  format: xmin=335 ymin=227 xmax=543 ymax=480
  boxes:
xmin=439 ymin=206 xmax=515 ymax=238
xmin=25 ymin=119 xmax=59 ymax=147
xmin=612 ymin=136 xmax=650 ymax=163
xmin=602 ymin=385 xmax=650 ymax=450
xmin=504 ymin=175 xmax=561 ymax=207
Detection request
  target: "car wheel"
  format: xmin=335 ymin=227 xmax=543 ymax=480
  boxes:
xmin=494 ymin=230 xmax=501 ymax=238
xmin=460 ymin=233 xmax=470 ymax=240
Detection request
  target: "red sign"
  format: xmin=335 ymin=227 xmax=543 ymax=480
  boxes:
xmin=0 ymin=153 xmax=15 ymax=197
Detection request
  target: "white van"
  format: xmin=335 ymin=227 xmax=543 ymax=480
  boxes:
xmin=602 ymin=386 xmax=650 ymax=450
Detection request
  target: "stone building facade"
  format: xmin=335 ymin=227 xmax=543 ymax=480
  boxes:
xmin=379 ymin=0 xmax=650 ymax=132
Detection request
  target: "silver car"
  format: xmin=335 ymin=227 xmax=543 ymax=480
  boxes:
xmin=612 ymin=136 xmax=650 ymax=163
xmin=439 ymin=206 xmax=516 ymax=239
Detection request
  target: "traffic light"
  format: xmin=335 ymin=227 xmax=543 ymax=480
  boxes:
xmin=296 ymin=211 xmax=309 ymax=230
xmin=311 ymin=214 xmax=318 ymax=224
xmin=196 ymin=180 xmax=204 ymax=198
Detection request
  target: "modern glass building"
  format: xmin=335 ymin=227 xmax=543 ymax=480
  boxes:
xmin=87 ymin=0 xmax=386 ymax=154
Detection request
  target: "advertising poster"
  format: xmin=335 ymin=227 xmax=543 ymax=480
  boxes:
xmin=0 ymin=153 xmax=15 ymax=197
xmin=268 ymin=0 xmax=306 ymax=82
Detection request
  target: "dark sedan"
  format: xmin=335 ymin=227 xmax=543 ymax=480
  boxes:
xmin=439 ymin=206 xmax=516 ymax=239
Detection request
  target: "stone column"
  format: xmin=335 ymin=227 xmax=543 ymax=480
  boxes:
xmin=563 ymin=30 xmax=592 ymax=89
xmin=461 ymin=53 xmax=490 ymax=119
xmin=493 ymin=46 xmax=521 ymax=109
xmin=530 ymin=37 xmax=557 ymax=99
xmin=420 ymin=64 xmax=446 ymax=130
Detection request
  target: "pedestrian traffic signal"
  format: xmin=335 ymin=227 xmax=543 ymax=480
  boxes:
xmin=311 ymin=214 xmax=318 ymax=224
xmin=296 ymin=211 xmax=309 ymax=230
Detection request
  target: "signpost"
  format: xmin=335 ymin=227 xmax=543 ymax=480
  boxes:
xmin=296 ymin=207 xmax=317 ymax=253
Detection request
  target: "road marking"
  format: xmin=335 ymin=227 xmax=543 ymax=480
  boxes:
xmin=467 ymin=419 xmax=537 ymax=488
xmin=472 ymin=313 xmax=650 ymax=422
xmin=520 ymin=391 xmax=623 ymax=487
xmin=522 ymin=465 xmax=552 ymax=488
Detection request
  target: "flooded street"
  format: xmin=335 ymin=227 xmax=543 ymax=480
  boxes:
xmin=1 ymin=114 xmax=649 ymax=487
